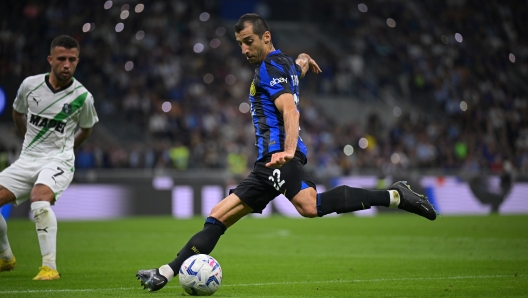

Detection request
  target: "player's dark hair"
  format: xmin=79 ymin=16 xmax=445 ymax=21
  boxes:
xmin=234 ymin=13 xmax=270 ymax=38
xmin=50 ymin=35 xmax=80 ymax=52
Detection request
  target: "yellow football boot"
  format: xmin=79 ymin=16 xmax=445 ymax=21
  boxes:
xmin=0 ymin=256 xmax=16 ymax=272
xmin=33 ymin=266 xmax=60 ymax=280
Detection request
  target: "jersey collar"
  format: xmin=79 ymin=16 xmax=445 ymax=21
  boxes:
xmin=45 ymin=74 xmax=74 ymax=94
xmin=268 ymin=49 xmax=281 ymax=57
xmin=257 ymin=50 xmax=281 ymax=66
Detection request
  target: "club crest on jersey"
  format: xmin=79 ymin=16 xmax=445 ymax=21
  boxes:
xmin=62 ymin=103 xmax=72 ymax=114
xmin=250 ymin=81 xmax=256 ymax=96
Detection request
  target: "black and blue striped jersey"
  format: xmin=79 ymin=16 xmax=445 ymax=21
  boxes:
xmin=248 ymin=49 xmax=308 ymax=162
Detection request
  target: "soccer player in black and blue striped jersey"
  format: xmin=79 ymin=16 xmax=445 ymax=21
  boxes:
xmin=136 ymin=13 xmax=437 ymax=291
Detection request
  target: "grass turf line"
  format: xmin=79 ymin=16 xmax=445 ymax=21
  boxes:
xmin=1 ymin=214 xmax=527 ymax=297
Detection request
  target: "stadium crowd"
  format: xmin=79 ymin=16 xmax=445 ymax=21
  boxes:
xmin=0 ymin=0 xmax=527 ymax=177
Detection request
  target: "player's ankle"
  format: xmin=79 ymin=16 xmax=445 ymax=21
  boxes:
xmin=389 ymin=190 xmax=400 ymax=208
xmin=159 ymin=264 xmax=174 ymax=281
xmin=0 ymin=247 xmax=14 ymax=260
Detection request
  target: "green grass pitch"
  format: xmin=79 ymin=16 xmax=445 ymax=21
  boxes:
xmin=1 ymin=214 xmax=527 ymax=297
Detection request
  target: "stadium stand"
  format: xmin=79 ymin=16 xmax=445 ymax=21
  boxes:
xmin=0 ymin=0 xmax=527 ymax=177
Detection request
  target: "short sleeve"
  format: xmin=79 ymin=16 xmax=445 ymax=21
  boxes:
xmin=79 ymin=94 xmax=99 ymax=128
xmin=295 ymin=63 xmax=302 ymax=77
xmin=13 ymin=79 xmax=29 ymax=113
xmin=261 ymin=61 xmax=294 ymax=101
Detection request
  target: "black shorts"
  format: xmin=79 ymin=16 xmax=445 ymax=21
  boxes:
xmin=231 ymin=152 xmax=316 ymax=213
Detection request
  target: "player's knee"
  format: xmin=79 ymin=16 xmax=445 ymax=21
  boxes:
xmin=0 ymin=187 xmax=16 ymax=207
xmin=0 ymin=195 xmax=8 ymax=207
xmin=29 ymin=184 xmax=55 ymax=203
xmin=292 ymin=189 xmax=318 ymax=218
xmin=294 ymin=201 xmax=318 ymax=218
xmin=297 ymin=205 xmax=318 ymax=218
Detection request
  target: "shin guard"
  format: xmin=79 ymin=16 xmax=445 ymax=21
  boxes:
xmin=316 ymin=185 xmax=372 ymax=217
xmin=31 ymin=201 xmax=58 ymax=270
xmin=168 ymin=217 xmax=226 ymax=274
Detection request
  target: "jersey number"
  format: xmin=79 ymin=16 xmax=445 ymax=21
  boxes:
xmin=268 ymin=169 xmax=285 ymax=191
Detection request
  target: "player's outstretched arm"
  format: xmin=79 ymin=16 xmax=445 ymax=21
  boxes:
xmin=74 ymin=127 xmax=92 ymax=150
xmin=295 ymin=53 xmax=322 ymax=78
xmin=12 ymin=110 xmax=27 ymax=136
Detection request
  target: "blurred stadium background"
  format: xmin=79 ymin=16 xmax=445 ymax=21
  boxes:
xmin=0 ymin=0 xmax=527 ymax=219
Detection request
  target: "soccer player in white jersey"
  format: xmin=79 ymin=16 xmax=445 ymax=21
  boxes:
xmin=0 ymin=35 xmax=98 ymax=280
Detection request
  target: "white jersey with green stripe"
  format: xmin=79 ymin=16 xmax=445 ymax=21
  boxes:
xmin=13 ymin=73 xmax=99 ymax=160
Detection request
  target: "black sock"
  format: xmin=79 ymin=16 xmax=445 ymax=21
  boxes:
xmin=168 ymin=217 xmax=226 ymax=274
xmin=316 ymin=185 xmax=390 ymax=217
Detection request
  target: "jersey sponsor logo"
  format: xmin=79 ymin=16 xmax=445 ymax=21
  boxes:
xmin=62 ymin=103 xmax=72 ymax=114
xmin=270 ymin=77 xmax=288 ymax=86
xmin=29 ymin=113 xmax=66 ymax=133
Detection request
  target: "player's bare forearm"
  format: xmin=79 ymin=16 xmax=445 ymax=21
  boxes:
xmin=74 ymin=127 xmax=92 ymax=150
xmin=295 ymin=53 xmax=322 ymax=78
xmin=12 ymin=110 xmax=27 ymax=136
xmin=295 ymin=53 xmax=311 ymax=77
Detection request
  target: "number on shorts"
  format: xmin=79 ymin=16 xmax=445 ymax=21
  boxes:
xmin=268 ymin=169 xmax=285 ymax=191
xmin=52 ymin=167 xmax=64 ymax=182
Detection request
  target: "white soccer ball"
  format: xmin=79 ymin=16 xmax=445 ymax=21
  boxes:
xmin=179 ymin=254 xmax=222 ymax=296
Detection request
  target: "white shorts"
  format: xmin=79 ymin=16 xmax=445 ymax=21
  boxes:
xmin=0 ymin=155 xmax=74 ymax=206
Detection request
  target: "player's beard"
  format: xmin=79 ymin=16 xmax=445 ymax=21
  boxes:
xmin=53 ymin=69 xmax=73 ymax=84
xmin=248 ymin=48 xmax=265 ymax=64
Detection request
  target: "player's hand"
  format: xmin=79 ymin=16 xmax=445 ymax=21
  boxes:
xmin=308 ymin=58 xmax=322 ymax=74
xmin=265 ymin=151 xmax=294 ymax=168
xmin=297 ymin=54 xmax=322 ymax=78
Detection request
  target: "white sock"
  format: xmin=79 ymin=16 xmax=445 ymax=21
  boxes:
xmin=389 ymin=190 xmax=400 ymax=208
xmin=0 ymin=214 xmax=13 ymax=260
xmin=31 ymin=201 xmax=58 ymax=271
xmin=159 ymin=264 xmax=174 ymax=282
